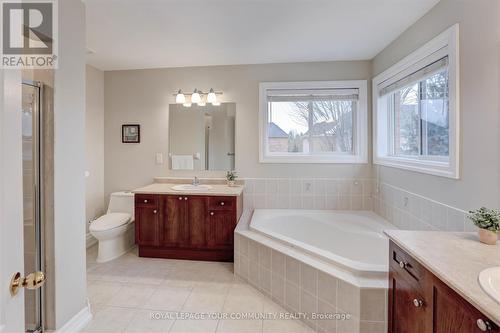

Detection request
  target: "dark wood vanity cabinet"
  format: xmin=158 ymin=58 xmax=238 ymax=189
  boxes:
xmin=389 ymin=241 xmax=499 ymax=333
xmin=135 ymin=193 xmax=242 ymax=261
xmin=134 ymin=194 xmax=160 ymax=246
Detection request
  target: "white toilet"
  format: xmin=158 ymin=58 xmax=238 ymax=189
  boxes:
xmin=89 ymin=191 xmax=135 ymax=263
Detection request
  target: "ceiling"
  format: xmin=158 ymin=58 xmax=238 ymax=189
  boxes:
xmin=85 ymin=0 xmax=440 ymax=71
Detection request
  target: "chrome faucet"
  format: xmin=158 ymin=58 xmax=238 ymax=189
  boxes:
xmin=192 ymin=176 xmax=200 ymax=186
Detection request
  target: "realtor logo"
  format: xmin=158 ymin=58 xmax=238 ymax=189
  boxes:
xmin=1 ymin=0 xmax=58 ymax=68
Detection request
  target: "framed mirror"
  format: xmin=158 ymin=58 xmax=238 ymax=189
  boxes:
xmin=169 ymin=103 xmax=235 ymax=171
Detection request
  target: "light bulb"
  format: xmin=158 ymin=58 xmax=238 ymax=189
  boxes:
xmin=191 ymin=89 xmax=201 ymax=104
xmin=175 ymin=90 xmax=185 ymax=104
xmin=207 ymin=88 xmax=217 ymax=104
xmin=183 ymin=102 xmax=192 ymax=107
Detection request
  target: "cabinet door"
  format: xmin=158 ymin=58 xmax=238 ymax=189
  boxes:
xmin=162 ymin=195 xmax=189 ymax=247
xmin=187 ymin=196 xmax=207 ymax=248
xmin=389 ymin=270 xmax=428 ymax=333
xmin=135 ymin=206 xmax=160 ymax=246
xmin=207 ymin=210 xmax=235 ymax=249
xmin=433 ymin=277 xmax=499 ymax=333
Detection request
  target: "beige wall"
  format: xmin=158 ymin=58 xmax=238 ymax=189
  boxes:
xmin=53 ymin=0 xmax=88 ymax=328
xmin=372 ymin=0 xmax=500 ymax=210
xmin=85 ymin=65 xmax=105 ymax=234
xmin=104 ymin=61 xmax=372 ymax=197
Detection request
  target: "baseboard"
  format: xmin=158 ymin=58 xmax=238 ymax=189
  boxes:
xmin=86 ymin=232 xmax=97 ymax=248
xmin=55 ymin=304 xmax=92 ymax=333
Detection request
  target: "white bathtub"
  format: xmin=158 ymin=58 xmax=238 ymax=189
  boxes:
xmin=249 ymin=209 xmax=396 ymax=274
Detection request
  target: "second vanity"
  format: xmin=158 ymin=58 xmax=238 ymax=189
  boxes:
xmin=132 ymin=181 xmax=243 ymax=262
xmin=386 ymin=230 xmax=500 ymax=333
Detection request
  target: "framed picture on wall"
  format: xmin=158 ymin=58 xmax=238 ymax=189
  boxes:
xmin=122 ymin=124 xmax=140 ymax=143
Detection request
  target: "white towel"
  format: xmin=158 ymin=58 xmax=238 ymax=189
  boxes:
xmin=171 ymin=155 xmax=194 ymax=170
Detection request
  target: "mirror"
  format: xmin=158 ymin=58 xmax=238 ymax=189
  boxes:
xmin=169 ymin=103 xmax=235 ymax=171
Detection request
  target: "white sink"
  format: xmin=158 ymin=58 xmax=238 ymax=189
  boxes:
xmin=479 ymin=267 xmax=500 ymax=305
xmin=171 ymin=184 xmax=212 ymax=191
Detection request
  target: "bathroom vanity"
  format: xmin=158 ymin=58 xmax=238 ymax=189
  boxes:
xmin=386 ymin=230 xmax=500 ymax=333
xmin=133 ymin=183 xmax=243 ymax=261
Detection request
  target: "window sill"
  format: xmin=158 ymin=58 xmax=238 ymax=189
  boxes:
xmin=260 ymin=154 xmax=368 ymax=164
xmin=374 ymin=155 xmax=459 ymax=179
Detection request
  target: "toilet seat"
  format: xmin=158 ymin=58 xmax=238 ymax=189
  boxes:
xmin=89 ymin=213 xmax=131 ymax=232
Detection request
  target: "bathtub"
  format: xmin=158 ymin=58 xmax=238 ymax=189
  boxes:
xmin=234 ymin=209 xmax=393 ymax=332
xmin=250 ymin=209 xmax=395 ymax=274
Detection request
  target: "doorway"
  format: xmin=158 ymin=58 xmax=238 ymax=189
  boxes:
xmin=22 ymin=81 xmax=44 ymax=333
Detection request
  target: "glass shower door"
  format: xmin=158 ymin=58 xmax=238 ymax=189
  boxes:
xmin=22 ymin=82 xmax=43 ymax=333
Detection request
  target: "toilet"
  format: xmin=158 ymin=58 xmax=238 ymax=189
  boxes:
xmin=89 ymin=191 xmax=135 ymax=263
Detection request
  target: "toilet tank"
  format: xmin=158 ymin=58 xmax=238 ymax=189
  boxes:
xmin=107 ymin=191 xmax=135 ymax=218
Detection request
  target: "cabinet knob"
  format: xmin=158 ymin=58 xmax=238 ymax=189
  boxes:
xmin=210 ymin=212 xmax=214 ymax=216
xmin=144 ymin=199 xmax=148 ymax=203
xmin=184 ymin=197 xmax=188 ymax=200
xmin=220 ymin=202 xmax=225 ymax=206
xmin=178 ymin=197 xmax=183 ymax=200
xmin=477 ymin=319 xmax=492 ymax=331
xmin=153 ymin=210 xmax=157 ymax=214
xmin=399 ymin=261 xmax=407 ymax=269
xmin=412 ymin=299 xmax=423 ymax=308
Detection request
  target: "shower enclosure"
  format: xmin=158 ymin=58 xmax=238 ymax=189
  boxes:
xmin=22 ymin=81 xmax=44 ymax=333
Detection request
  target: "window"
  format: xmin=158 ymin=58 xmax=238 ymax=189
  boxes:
xmin=259 ymin=81 xmax=368 ymax=163
xmin=373 ymin=24 xmax=459 ymax=178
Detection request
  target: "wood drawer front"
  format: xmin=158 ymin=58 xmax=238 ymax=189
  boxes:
xmin=208 ymin=196 xmax=235 ymax=211
xmin=390 ymin=241 xmax=426 ymax=287
xmin=135 ymin=194 xmax=158 ymax=207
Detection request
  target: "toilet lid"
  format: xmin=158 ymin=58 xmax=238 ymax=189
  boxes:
xmin=89 ymin=213 xmax=131 ymax=232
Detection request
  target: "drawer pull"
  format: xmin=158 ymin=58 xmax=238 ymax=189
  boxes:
xmin=220 ymin=202 xmax=225 ymax=206
xmin=413 ymin=299 xmax=423 ymax=308
xmin=210 ymin=212 xmax=214 ymax=216
xmin=184 ymin=197 xmax=188 ymax=200
xmin=178 ymin=197 xmax=183 ymax=200
xmin=477 ymin=319 xmax=492 ymax=331
xmin=399 ymin=261 xmax=407 ymax=269
xmin=153 ymin=210 xmax=157 ymax=214
xmin=144 ymin=199 xmax=148 ymax=203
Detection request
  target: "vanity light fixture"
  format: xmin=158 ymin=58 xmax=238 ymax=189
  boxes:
xmin=191 ymin=89 xmax=201 ymax=104
xmin=173 ymin=88 xmax=223 ymax=107
xmin=207 ymin=88 xmax=217 ymax=104
xmin=175 ymin=90 xmax=186 ymax=104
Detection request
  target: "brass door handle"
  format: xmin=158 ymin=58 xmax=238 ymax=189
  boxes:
xmin=10 ymin=271 xmax=46 ymax=296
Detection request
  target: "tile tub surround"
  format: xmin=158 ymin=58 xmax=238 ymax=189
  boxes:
xmin=235 ymin=211 xmax=387 ymax=333
xmin=373 ymin=181 xmax=476 ymax=233
xmin=242 ymin=178 xmax=374 ymax=211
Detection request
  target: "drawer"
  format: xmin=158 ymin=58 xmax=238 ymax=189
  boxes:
xmin=135 ymin=194 xmax=158 ymax=207
xmin=390 ymin=241 xmax=426 ymax=286
xmin=208 ymin=196 xmax=235 ymax=210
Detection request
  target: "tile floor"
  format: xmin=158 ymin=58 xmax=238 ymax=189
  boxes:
xmin=83 ymin=246 xmax=314 ymax=333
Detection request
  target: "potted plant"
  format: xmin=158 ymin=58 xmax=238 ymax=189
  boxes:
xmin=226 ymin=171 xmax=237 ymax=187
xmin=467 ymin=207 xmax=500 ymax=245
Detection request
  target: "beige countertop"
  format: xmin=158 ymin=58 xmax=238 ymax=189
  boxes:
xmin=133 ymin=183 xmax=244 ymax=196
xmin=384 ymin=230 xmax=500 ymax=326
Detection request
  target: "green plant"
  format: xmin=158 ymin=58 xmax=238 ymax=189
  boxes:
xmin=226 ymin=170 xmax=237 ymax=181
xmin=468 ymin=207 xmax=500 ymax=232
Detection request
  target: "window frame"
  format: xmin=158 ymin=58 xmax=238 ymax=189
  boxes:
xmin=372 ymin=24 xmax=460 ymax=179
xmin=259 ymin=80 xmax=368 ymax=164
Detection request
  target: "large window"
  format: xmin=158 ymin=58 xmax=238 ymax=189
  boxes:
xmin=259 ymin=81 xmax=368 ymax=163
xmin=373 ymin=25 xmax=459 ymax=178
